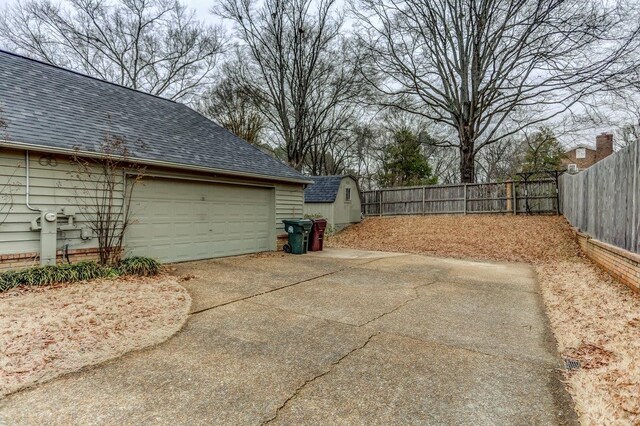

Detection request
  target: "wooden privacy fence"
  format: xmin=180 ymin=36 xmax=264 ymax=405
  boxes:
xmin=559 ymin=140 xmax=639 ymax=254
xmin=362 ymin=180 xmax=559 ymax=216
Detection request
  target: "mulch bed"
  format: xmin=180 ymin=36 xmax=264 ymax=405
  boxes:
xmin=329 ymin=215 xmax=640 ymax=425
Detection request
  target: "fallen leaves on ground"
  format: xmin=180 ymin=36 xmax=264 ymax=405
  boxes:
xmin=329 ymin=215 xmax=640 ymax=426
xmin=0 ymin=276 xmax=191 ymax=397
xmin=565 ymin=344 xmax=615 ymax=370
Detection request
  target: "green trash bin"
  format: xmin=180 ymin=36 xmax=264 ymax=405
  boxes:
xmin=282 ymin=219 xmax=313 ymax=254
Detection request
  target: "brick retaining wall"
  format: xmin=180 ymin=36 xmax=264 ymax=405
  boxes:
xmin=276 ymin=234 xmax=288 ymax=251
xmin=0 ymin=248 xmax=100 ymax=271
xmin=574 ymin=229 xmax=640 ymax=293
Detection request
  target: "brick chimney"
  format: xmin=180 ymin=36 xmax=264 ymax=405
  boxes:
xmin=595 ymin=133 xmax=613 ymax=162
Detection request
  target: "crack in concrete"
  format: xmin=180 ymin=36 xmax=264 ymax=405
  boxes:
xmin=190 ymin=258 xmax=385 ymax=316
xmin=358 ymin=280 xmax=437 ymax=327
xmin=245 ymin=278 xmax=438 ymax=330
xmin=261 ymin=331 xmax=380 ymax=425
xmin=256 ymin=280 xmax=437 ymax=425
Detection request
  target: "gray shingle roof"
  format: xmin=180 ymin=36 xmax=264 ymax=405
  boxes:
xmin=304 ymin=176 xmax=344 ymax=203
xmin=0 ymin=50 xmax=308 ymax=183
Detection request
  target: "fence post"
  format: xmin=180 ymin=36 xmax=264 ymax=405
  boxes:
xmin=463 ymin=184 xmax=467 ymax=214
xmin=513 ymin=182 xmax=517 ymax=215
xmin=379 ymin=189 xmax=383 ymax=217
xmin=422 ymin=186 xmax=426 ymax=215
xmin=506 ymin=181 xmax=512 ymax=213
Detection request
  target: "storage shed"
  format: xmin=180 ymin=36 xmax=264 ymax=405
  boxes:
xmin=0 ymin=50 xmax=309 ymax=268
xmin=304 ymin=176 xmax=361 ymax=231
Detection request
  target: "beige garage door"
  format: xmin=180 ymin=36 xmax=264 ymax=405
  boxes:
xmin=126 ymin=178 xmax=274 ymax=262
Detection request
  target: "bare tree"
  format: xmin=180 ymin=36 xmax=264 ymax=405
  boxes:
xmin=70 ymin=131 xmax=144 ymax=266
xmin=475 ymin=138 xmax=522 ymax=182
xmin=199 ymin=59 xmax=265 ymax=147
xmin=346 ymin=123 xmax=382 ymax=189
xmin=353 ymin=0 xmax=640 ymax=182
xmin=607 ymin=91 xmax=640 ymax=149
xmin=216 ymin=0 xmax=368 ymax=171
xmin=304 ymin=112 xmax=364 ymax=175
xmin=423 ymin=145 xmax=459 ymax=184
xmin=0 ymin=0 xmax=225 ymax=102
xmin=617 ymin=122 xmax=640 ymax=148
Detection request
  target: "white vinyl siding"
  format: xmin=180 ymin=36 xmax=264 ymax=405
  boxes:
xmin=0 ymin=149 xmax=112 ymax=255
xmin=275 ymin=185 xmax=305 ymax=234
xmin=303 ymin=203 xmax=335 ymax=225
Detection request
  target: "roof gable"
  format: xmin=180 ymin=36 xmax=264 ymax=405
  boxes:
xmin=0 ymin=50 xmax=306 ymax=183
xmin=566 ymin=144 xmax=596 ymax=152
xmin=304 ymin=176 xmax=346 ymax=203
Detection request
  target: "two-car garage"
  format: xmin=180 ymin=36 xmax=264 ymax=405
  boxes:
xmin=126 ymin=178 xmax=275 ymax=263
xmin=0 ymin=50 xmax=309 ymax=268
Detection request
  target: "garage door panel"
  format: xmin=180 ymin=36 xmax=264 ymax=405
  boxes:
xmin=127 ymin=178 xmax=274 ymax=262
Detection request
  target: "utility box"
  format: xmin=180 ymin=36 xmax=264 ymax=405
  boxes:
xmin=40 ymin=211 xmax=57 ymax=266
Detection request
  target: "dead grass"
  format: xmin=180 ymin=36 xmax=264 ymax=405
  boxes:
xmin=329 ymin=215 xmax=640 ymax=426
xmin=0 ymin=276 xmax=191 ymax=397
xmin=538 ymin=261 xmax=640 ymax=425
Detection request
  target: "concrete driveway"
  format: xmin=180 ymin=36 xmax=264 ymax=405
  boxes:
xmin=0 ymin=249 xmax=577 ymax=425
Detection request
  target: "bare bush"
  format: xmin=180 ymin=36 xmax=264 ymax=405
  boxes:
xmin=70 ymin=132 xmax=144 ymax=266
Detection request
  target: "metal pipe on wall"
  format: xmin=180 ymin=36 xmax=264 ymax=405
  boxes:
xmin=25 ymin=150 xmax=40 ymax=212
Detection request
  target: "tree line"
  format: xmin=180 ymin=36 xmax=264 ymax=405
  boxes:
xmin=1 ymin=0 xmax=639 ymax=187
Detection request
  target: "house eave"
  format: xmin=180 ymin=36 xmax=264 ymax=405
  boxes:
xmin=0 ymin=139 xmax=314 ymax=185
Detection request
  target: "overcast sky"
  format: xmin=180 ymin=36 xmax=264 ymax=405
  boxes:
xmin=184 ymin=0 xmax=223 ymax=24
xmin=0 ymin=0 xmax=224 ymax=25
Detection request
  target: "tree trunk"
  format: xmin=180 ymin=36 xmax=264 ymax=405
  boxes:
xmin=287 ymin=138 xmax=305 ymax=171
xmin=459 ymin=145 xmax=475 ymax=183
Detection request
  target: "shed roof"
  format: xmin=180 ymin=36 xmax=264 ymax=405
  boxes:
xmin=304 ymin=175 xmax=348 ymax=203
xmin=0 ymin=50 xmax=308 ymax=183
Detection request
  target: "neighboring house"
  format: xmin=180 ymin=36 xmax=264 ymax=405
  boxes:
xmin=562 ymin=133 xmax=613 ymax=172
xmin=0 ymin=50 xmax=310 ymax=269
xmin=304 ymin=176 xmax=361 ymax=231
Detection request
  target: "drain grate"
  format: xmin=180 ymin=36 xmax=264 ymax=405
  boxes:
xmin=564 ymin=358 xmax=581 ymax=371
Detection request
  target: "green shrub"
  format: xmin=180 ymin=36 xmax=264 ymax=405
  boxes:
xmin=103 ymin=267 xmax=121 ymax=279
xmin=0 ymin=256 xmax=160 ymax=293
xmin=325 ymin=224 xmax=337 ymax=236
xmin=69 ymin=261 xmax=106 ymax=281
xmin=117 ymin=257 xmax=160 ymax=276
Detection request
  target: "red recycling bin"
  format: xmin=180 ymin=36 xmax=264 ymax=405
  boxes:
xmin=308 ymin=218 xmax=328 ymax=251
